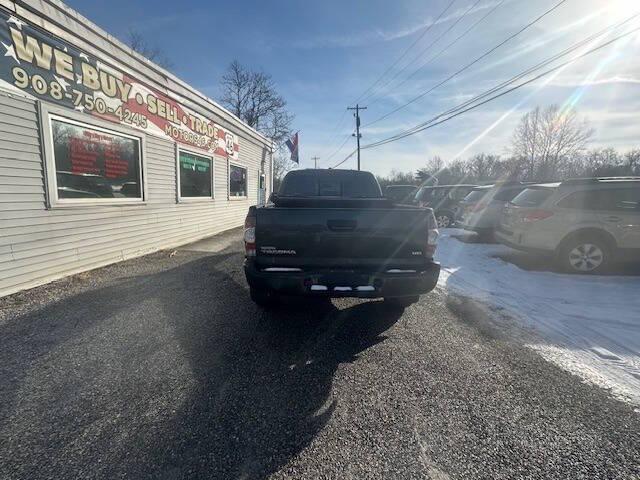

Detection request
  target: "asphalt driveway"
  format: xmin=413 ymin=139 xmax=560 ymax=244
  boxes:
xmin=1 ymin=228 xmax=639 ymax=479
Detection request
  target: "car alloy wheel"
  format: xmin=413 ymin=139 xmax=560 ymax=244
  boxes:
xmin=568 ymin=243 xmax=604 ymax=272
xmin=436 ymin=214 xmax=451 ymax=228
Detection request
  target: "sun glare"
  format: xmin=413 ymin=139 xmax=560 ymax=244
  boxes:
xmin=608 ymin=0 xmax=638 ymax=18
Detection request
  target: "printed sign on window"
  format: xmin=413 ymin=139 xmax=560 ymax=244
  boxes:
xmin=51 ymin=118 xmax=142 ymax=199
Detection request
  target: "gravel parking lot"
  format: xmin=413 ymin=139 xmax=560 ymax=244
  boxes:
xmin=1 ymin=228 xmax=639 ymax=479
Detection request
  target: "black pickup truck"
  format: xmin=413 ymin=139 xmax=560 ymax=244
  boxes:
xmin=243 ymin=169 xmax=440 ymax=307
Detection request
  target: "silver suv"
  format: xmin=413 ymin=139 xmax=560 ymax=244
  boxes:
xmin=496 ymin=178 xmax=640 ymax=274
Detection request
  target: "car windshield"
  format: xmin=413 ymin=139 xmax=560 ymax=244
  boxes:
xmin=511 ymin=188 xmax=555 ymax=207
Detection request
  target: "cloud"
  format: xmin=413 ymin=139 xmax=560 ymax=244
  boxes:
xmin=292 ymin=0 xmax=514 ymax=49
xmin=547 ymin=76 xmax=640 ymax=87
xmin=379 ymin=0 xmax=514 ymax=42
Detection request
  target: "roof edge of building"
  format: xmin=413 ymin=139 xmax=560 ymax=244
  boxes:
xmin=7 ymin=0 xmax=274 ymax=149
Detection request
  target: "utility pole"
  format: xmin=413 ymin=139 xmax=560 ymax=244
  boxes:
xmin=311 ymin=156 xmax=320 ymax=169
xmin=347 ymin=104 xmax=367 ymax=170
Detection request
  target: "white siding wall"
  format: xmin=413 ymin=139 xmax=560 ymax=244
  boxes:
xmin=0 ymin=1 xmax=273 ymax=297
xmin=0 ymin=91 xmax=271 ymax=297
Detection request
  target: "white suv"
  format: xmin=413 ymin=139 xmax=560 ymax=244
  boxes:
xmin=496 ymin=178 xmax=640 ymax=274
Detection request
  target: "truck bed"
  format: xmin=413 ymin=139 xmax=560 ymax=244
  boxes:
xmin=254 ymin=199 xmax=432 ymax=271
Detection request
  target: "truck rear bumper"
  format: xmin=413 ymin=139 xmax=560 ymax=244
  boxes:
xmin=244 ymin=261 xmax=440 ymax=299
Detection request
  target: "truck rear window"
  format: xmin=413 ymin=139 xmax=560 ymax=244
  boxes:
xmin=279 ymin=171 xmax=382 ymax=198
xmin=511 ymin=188 xmax=554 ymax=207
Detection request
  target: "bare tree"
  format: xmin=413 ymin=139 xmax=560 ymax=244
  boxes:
xmin=511 ymin=105 xmax=593 ymax=181
xmin=219 ymin=60 xmax=293 ymax=145
xmin=425 ymin=155 xmax=445 ymax=174
xmin=126 ymin=29 xmax=173 ymax=70
xmin=376 ymin=144 xmax=637 ymax=188
xmin=512 ymin=106 xmax=542 ymax=179
xmin=624 ymin=149 xmax=640 ymax=175
xmin=415 ymin=156 xmax=444 ymax=184
xmin=466 ymin=153 xmax=504 ymax=181
xmin=376 ymin=169 xmax=417 ymax=189
xmin=272 ymin=152 xmax=297 ymax=192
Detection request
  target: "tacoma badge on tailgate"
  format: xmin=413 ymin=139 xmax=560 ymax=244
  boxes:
xmin=260 ymin=246 xmax=297 ymax=255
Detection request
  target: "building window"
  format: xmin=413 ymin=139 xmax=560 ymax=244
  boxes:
xmin=47 ymin=115 xmax=143 ymax=203
xmin=229 ymin=163 xmax=247 ymax=198
xmin=178 ymin=149 xmax=213 ymax=199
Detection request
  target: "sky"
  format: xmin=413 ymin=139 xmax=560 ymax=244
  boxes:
xmin=64 ymin=0 xmax=640 ymax=176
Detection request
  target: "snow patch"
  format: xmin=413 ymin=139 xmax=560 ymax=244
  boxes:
xmin=436 ymin=229 xmax=640 ymax=406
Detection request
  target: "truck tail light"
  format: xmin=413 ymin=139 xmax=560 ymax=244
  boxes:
xmin=426 ymin=213 xmax=439 ymax=257
xmin=244 ymin=213 xmax=256 ymax=257
xmin=523 ymin=209 xmax=554 ymax=223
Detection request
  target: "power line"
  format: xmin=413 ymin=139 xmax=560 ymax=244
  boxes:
xmin=332 ymin=149 xmax=358 ymax=169
xmin=331 ymin=17 xmax=640 ymax=167
xmin=363 ymin=16 xmax=640 ymax=149
xmin=353 ymin=0 xmax=458 ymax=105
xmin=365 ymin=0 xmax=568 ymax=127
xmin=363 ymin=0 xmax=485 ymax=107
xmin=325 ymin=0 xmax=472 ymax=167
xmin=324 ymin=131 xmax=354 ymax=163
xmin=321 ymin=1 xmax=457 ymax=162
xmin=320 ymin=108 xmax=351 ymax=166
xmin=400 ymin=12 xmax=640 ymax=137
xmin=368 ymin=0 xmax=507 ymax=107
xmin=361 ymin=25 xmax=640 ymax=151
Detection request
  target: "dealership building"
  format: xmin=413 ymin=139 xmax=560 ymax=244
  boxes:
xmin=0 ymin=0 xmax=274 ymax=297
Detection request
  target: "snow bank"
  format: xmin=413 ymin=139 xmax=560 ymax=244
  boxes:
xmin=436 ymin=229 xmax=640 ymax=406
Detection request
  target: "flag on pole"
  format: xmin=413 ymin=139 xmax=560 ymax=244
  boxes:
xmin=285 ymin=132 xmax=299 ymax=164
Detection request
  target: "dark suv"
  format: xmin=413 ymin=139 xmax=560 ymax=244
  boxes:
xmin=458 ymin=182 xmax=532 ymax=239
xmin=414 ymin=184 xmax=477 ymax=228
xmin=497 ymin=178 xmax=640 ymax=273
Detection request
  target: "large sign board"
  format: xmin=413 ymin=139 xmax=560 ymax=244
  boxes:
xmin=0 ymin=8 xmax=239 ymax=158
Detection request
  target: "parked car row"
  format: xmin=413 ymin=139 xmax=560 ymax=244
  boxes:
xmin=384 ymin=182 xmax=526 ymax=232
xmin=414 ymin=184 xmax=476 ymax=228
xmin=457 ymin=182 xmax=534 ymax=240
xmin=383 ymin=177 xmax=640 ymax=274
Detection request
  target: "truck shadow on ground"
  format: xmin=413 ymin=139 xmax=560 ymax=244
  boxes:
xmin=150 ymin=259 xmax=405 ymax=479
xmin=0 ymin=248 xmax=404 ymax=479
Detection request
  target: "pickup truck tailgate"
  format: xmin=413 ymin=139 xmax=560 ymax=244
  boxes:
xmin=255 ymin=207 xmax=430 ymax=270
